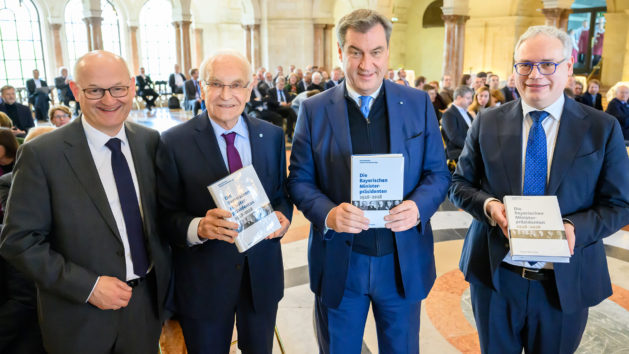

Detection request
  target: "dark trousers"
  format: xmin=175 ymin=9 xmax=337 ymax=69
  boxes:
xmin=315 ymin=252 xmax=421 ymax=354
xmin=274 ymin=106 xmax=297 ymax=138
xmin=179 ymin=261 xmax=278 ymax=354
xmin=470 ymin=264 xmax=588 ymax=354
xmin=140 ymin=89 xmax=158 ymax=110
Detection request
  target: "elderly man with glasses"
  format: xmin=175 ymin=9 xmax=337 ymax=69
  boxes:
xmin=449 ymin=25 xmax=629 ymax=353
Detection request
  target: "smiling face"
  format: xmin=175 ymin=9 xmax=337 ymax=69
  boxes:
xmin=514 ymin=34 xmax=572 ymax=110
xmin=70 ymin=51 xmax=134 ymax=136
xmin=338 ymin=23 xmax=389 ymax=96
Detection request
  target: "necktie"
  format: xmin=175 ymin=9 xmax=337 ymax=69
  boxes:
xmin=222 ymin=132 xmax=243 ymax=173
xmin=523 ymin=111 xmax=550 ymax=196
xmin=359 ymin=95 xmax=373 ymax=120
xmin=279 ymin=90 xmax=285 ymax=103
xmin=105 ymin=138 xmax=149 ymax=276
xmin=195 ymin=80 xmax=201 ymax=98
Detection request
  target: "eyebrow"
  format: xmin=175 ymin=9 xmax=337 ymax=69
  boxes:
xmin=516 ymin=59 xmax=560 ymax=63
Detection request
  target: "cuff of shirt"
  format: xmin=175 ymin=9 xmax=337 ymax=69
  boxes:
xmin=562 ymin=218 xmax=574 ymax=227
xmin=86 ymin=276 xmax=100 ymax=303
xmin=483 ymin=197 xmax=500 ymax=227
xmin=187 ymin=217 xmax=207 ymax=246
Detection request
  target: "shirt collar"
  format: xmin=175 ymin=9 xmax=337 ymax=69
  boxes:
xmin=208 ymin=114 xmax=249 ymax=140
xmin=453 ymin=103 xmax=469 ymax=118
xmin=521 ymin=94 xmax=564 ymax=122
xmin=345 ymin=80 xmax=383 ymax=107
xmin=82 ymin=116 xmax=129 ymax=149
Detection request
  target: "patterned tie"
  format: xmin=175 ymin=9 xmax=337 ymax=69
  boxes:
xmin=359 ymin=95 xmax=373 ymax=120
xmin=105 ymin=138 xmax=149 ymax=276
xmin=222 ymin=132 xmax=243 ymax=173
xmin=523 ymin=111 xmax=550 ymax=196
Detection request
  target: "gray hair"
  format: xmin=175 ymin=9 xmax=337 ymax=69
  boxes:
xmin=514 ymin=25 xmax=572 ymax=61
xmin=200 ymin=49 xmax=252 ymax=82
xmin=0 ymin=85 xmax=15 ymax=94
xmin=453 ymin=85 xmax=474 ymax=99
xmin=336 ymin=9 xmax=393 ymax=49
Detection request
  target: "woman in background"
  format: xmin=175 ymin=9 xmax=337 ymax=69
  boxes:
xmin=468 ymin=86 xmax=491 ymax=119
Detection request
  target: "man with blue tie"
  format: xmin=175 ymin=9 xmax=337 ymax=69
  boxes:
xmin=450 ymin=26 xmax=629 ymax=353
xmin=184 ymin=68 xmax=203 ymax=116
xmin=268 ymin=76 xmax=297 ymax=138
xmin=156 ymin=50 xmax=292 ymax=354
xmin=288 ymin=9 xmax=450 ymax=353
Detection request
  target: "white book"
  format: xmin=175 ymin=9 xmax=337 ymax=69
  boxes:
xmin=351 ymin=154 xmax=404 ymax=228
xmin=504 ymin=195 xmax=571 ymax=263
xmin=208 ymin=165 xmax=280 ymax=253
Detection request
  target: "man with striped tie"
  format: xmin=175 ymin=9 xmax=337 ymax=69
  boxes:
xmin=450 ymin=25 xmax=629 ymax=353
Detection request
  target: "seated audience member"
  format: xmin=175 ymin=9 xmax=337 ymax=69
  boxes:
xmin=471 ymin=75 xmax=484 ymax=91
xmin=490 ymin=89 xmax=505 ymax=106
xmin=468 ymin=86 xmax=491 ymax=119
xmin=258 ymin=71 xmax=275 ymax=96
xmin=441 ymin=86 xmax=474 ymax=164
xmin=268 ymin=76 xmax=297 ymax=135
xmin=248 ymin=76 xmax=284 ymax=128
xmin=297 ymin=71 xmax=313 ymax=93
xmin=0 ymin=128 xmax=18 ymax=176
xmin=476 ymin=71 xmax=488 ymax=87
xmin=577 ymin=79 xmax=603 ymax=110
xmin=387 ymin=69 xmax=395 ymax=81
xmin=321 ymin=70 xmax=329 ymax=82
xmin=136 ymin=67 xmax=158 ymax=113
xmin=274 ymin=66 xmax=284 ymax=82
xmin=429 ymin=81 xmax=448 ymax=112
xmin=606 ymin=85 xmax=629 ymax=141
xmin=169 ymin=64 xmax=186 ymax=94
xmin=310 ymin=72 xmax=325 ymax=92
xmin=0 ymin=85 xmax=34 ymax=133
xmin=501 ymin=73 xmax=519 ymax=102
xmin=574 ymin=80 xmax=584 ymax=96
xmin=0 ymin=112 xmax=25 ymax=137
xmin=291 ymin=89 xmax=320 ymax=116
xmin=54 ymin=67 xmax=78 ymax=114
xmin=414 ymin=76 xmax=426 ymax=88
xmin=295 ymin=68 xmax=304 ymax=82
xmin=48 ymin=105 xmax=72 ymax=128
xmin=397 ymin=68 xmax=410 ymax=86
xmin=324 ymin=67 xmax=344 ymax=90
xmin=183 ymin=68 xmax=203 ymax=116
xmin=26 ymin=69 xmax=51 ymax=121
xmin=440 ymin=74 xmax=454 ymax=105
xmin=460 ymin=74 xmax=472 ymax=87
xmin=488 ymin=74 xmax=500 ymax=90
xmin=422 ymin=84 xmax=442 ymax=122
xmin=286 ymin=73 xmax=299 ymax=95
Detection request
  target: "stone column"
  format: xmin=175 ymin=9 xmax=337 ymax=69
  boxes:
xmin=542 ymin=8 xmax=571 ymax=31
xmin=324 ymin=24 xmax=335 ymax=71
xmin=252 ymin=24 xmax=261 ymax=70
xmin=194 ymin=28 xmax=203 ymax=68
xmin=173 ymin=22 xmax=182 ymax=67
xmin=51 ymin=23 xmax=64 ymax=69
xmin=129 ymin=25 xmax=140 ymax=75
xmin=83 ymin=16 xmax=104 ymax=50
xmin=177 ymin=21 xmax=192 ymax=76
xmin=313 ymin=24 xmax=325 ymax=67
xmin=242 ymin=25 xmax=252 ymax=64
xmin=442 ymin=14 xmax=469 ymax=88
xmin=84 ymin=20 xmax=93 ymax=51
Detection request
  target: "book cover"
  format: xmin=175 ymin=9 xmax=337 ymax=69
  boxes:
xmin=208 ymin=165 xmax=280 ymax=253
xmin=504 ymin=195 xmax=570 ymax=263
xmin=351 ymin=154 xmax=404 ymax=228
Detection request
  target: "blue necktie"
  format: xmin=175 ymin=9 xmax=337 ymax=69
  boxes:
xmin=359 ymin=95 xmax=373 ymax=119
xmin=279 ymin=90 xmax=285 ymax=103
xmin=105 ymin=138 xmax=149 ymax=277
xmin=523 ymin=111 xmax=550 ymax=196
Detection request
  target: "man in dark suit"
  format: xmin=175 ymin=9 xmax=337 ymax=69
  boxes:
xmin=168 ymin=64 xmax=187 ymax=94
xmin=268 ymin=76 xmax=297 ymax=138
xmin=0 ymin=85 xmax=34 ymax=133
xmin=288 ymin=9 xmax=450 ymax=353
xmin=576 ymin=78 xmax=603 ymax=110
xmin=257 ymin=71 xmax=274 ymax=96
xmin=157 ymin=50 xmax=292 ymax=354
xmin=25 ymin=69 xmax=50 ymax=121
xmin=136 ymin=67 xmax=158 ymax=112
xmin=54 ymin=67 xmax=79 ymax=115
xmin=606 ymin=85 xmax=629 ymax=141
xmin=297 ymin=71 xmax=312 ymax=93
xmin=449 ymin=26 xmax=629 ymax=353
xmin=441 ymin=85 xmax=474 ymax=162
xmin=501 ymin=73 xmax=519 ymax=102
xmin=247 ymin=79 xmax=284 ymax=128
xmin=0 ymin=51 xmax=171 ymax=354
xmin=324 ymin=67 xmax=344 ymax=90
xmin=183 ymin=68 xmax=202 ymax=116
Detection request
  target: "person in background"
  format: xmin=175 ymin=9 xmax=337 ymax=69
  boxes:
xmin=285 ymin=73 xmax=300 ymax=95
xmin=54 ymin=67 xmax=79 ymax=115
xmin=488 ymin=74 xmax=500 ymax=91
xmin=0 ymin=128 xmax=18 ymax=176
xmin=0 ymin=111 xmax=25 ymax=137
xmin=460 ymin=74 xmax=472 ymax=87
xmin=397 ymin=68 xmax=410 ymax=86
xmin=440 ymin=74 xmax=454 ymax=105
xmin=48 ymin=105 xmax=72 ymax=128
xmin=468 ymin=86 xmax=491 ymax=118
xmin=576 ymin=79 xmax=603 ymax=110
xmin=490 ymin=89 xmax=506 ymax=107
xmin=26 ymin=69 xmax=51 ymax=122
xmin=0 ymin=86 xmax=33 ymax=134
xmin=441 ymin=85 xmax=474 ymax=163
xmin=423 ymin=84 xmax=442 ymax=122
xmin=169 ymin=64 xmax=187 ymax=94
xmin=501 ymin=73 xmax=519 ymax=102
xmin=605 ymin=85 xmax=629 ymax=141
xmin=574 ymin=80 xmax=584 ymax=96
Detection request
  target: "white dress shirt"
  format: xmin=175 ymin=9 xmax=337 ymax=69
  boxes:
xmin=186 ymin=115 xmax=253 ymax=245
xmin=174 ymin=73 xmax=184 ymax=87
xmin=345 ymin=80 xmax=382 ymax=111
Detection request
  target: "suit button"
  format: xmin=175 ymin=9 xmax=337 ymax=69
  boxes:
xmin=236 ymin=264 xmax=242 ymax=270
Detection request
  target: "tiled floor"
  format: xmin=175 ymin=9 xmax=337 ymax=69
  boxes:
xmin=121 ymin=108 xmax=629 ymax=354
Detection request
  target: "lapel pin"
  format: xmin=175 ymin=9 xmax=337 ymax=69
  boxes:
xmin=399 ymin=101 xmax=404 ymax=105
xmin=259 ymin=133 xmax=263 ymax=138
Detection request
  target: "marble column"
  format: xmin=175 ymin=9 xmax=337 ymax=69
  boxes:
xmin=129 ymin=25 xmax=139 ymax=75
xmin=442 ymin=14 xmax=469 ymax=88
xmin=194 ymin=28 xmax=203 ymax=67
xmin=51 ymin=23 xmax=64 ymax=69
xmin=313 ymin=24 xmax=325 ymax=67
xmin=542 ymin=8 xmax=571 ymax=31
xmin=84 ymin=20 xmax=93 ymax=51
xmin=83 ymin=16 xmax=104 ymax=50
xmin=252 ymin=24 xmax=261 ymax=70
xmin=173 ymin=22 xmax=182 ymax=67
xmin=243 ymin=25 xmax=252 ymax=64
xmin=324 ymin=24 xmax=335 ymax=71
xmin=179 ymin=20 xmax=192 ymax=77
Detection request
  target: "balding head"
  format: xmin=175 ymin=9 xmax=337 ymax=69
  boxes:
xmin=74 ymin=51 xmax=130 ymax=85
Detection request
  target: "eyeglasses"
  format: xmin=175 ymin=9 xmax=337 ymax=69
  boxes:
xmin=203 ymin=81 xmax=250 ymax=90
xmin=514 ymin=59 xmax=566 ymax=76
xmin=53 ymin=113 xmax=70 ymax=119
xmin=82 ymin=86 xmax=130 ymax=100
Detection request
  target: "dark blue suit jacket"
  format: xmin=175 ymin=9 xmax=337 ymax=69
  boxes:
xmin=576 ymin=92 xmax=603 ymax=110
xmin=441 ymin=105 xmax=471 ymax=161
xmin=605 ymin=98 xmax=629 ymax=140
xmin=450 ymin=97 xmax=629 ymax=313
xmin=287 ymin=80 xmax=451 ymax=308
xmin=156 ymin=112 xmax=292 ymax=318
xmin=0 ymin=103 xmax=34 ymax=132
xmin=324 ymin=78 xmax=343 ymax=90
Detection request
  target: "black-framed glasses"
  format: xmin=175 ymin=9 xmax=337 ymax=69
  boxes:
xmin=203 ymin=81 xmax=250 ymax=90
xmin=513 ymin=59 xmax=567 ymax=76
xmin=82 ymin=86 xmax=130 ymax=100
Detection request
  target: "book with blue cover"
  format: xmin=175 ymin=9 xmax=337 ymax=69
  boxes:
xmin=351 ymin=154 xmax=404 ymax=228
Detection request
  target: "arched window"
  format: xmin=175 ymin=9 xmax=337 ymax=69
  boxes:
xmin=140 ymin=0 xmax=175 ymax=80
xmin=423 ymin=0 xmax=444 ymax=28
xmin=101 ymin=0 xmax=122 ymax=56
xmin=0 ymin=0 xmax=47 ymax=87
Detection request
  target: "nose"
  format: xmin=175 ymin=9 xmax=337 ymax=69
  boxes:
xmin=219 ymin=85 xmax=233 ymax=100
xmin=100 ymin=89 xmax=117 ymax=104
xmin=528 ymin=64 xmax=544 ymax=79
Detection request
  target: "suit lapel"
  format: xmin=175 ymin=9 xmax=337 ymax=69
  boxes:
xmin=384 ymin=81 xmax=405 ymax=154
xmin=497 ymin=101 xmax=524 ymax=195
xmin=125 ymin=122 xmax=154 ymax=236
xmin=325 ymin=85 xmax=352 ymax=170
xmin=244 ymin=114 xmax=265 ymax=171
xmin=547 ymin=98 xmax=590 ymax=195
xmin=62 ymin=118 xmax=122 ymax=243
xmin=193 ymin=112 xmax=229 ymax=176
